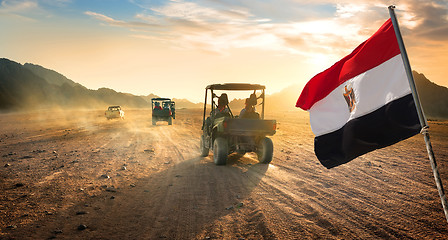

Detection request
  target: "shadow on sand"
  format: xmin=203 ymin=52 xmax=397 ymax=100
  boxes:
xmin=7 ymin=153 xmax=269 ymax=239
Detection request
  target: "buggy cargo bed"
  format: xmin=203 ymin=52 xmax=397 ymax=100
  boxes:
xmin=215 ymin=118 xmax=276 ymax=136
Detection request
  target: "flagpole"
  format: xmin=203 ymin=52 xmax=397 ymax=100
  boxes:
xmin=389 ymin=5 xmax=448 ymax=223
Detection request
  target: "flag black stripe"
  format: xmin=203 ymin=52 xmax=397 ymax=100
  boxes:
xmin=314 ymin=93 xmax=420 ymax=169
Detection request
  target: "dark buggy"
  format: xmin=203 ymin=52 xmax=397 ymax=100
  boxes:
xmin=151 ymin=98 xmax=175 ymax=125
xmin=199 ymin=83 xmax=276 ymax=165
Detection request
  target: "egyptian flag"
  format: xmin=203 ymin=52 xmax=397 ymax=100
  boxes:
xmin=296 ymin=19 xmax=421 ymax=169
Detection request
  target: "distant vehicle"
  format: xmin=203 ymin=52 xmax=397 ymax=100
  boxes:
xmin=200 ymin=83 xmax=276 ymax=165
xmin=105 ymin=106 xmax=125 ymax=120
xmin=151 ymin=98 xmax=175 ymax=125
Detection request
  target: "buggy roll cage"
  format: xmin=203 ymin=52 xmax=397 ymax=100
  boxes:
xmin=202 ymin=83 xmax=266 ymax=128
xmin=108 ymin=106 xmax=121 ymax=109
xmin=152 ymin=98 xmax=171 ymax=101
xmin=151 ymin=98 xmax=175 ymax=108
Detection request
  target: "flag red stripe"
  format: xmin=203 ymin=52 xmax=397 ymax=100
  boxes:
xmin=296 ymin=19 xmax=400 ymax=110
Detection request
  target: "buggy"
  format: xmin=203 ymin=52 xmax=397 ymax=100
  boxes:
xmin=199 ymin=83 xmax=276 ymax=165
xmin=105 ymin=106 xmax=125 ymax=120
xmin=151 ymin=98 xmax=175 ymax=125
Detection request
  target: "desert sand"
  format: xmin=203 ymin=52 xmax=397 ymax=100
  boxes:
xmin=1 ymin=108 xmax=447 ymax=239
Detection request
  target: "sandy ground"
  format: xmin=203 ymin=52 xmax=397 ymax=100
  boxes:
xmin=0 ymin=108 xmax=447 ymax=239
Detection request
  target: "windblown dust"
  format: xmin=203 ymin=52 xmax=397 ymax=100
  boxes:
xmin=0 ymin=109 xmax=447 ymax=239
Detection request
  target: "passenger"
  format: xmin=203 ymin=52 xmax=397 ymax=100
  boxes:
xmin=239 ymin=96 xmax=259 ymax=119
xmin=154 ymin=102 xmax=162 ymax=110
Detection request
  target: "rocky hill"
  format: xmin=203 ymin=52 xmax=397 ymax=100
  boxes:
xmin=413 ymin=72 xmax=448 ymax=119
xmin=0 ymin=59 xmax=156 ymax=110
xmin=23 ymin=63 xmax=81 ymax=88
xmin=172 ymin=98 xmax=203 ymax=109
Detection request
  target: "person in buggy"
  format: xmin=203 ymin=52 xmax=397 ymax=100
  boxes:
xmin=204 ymin=94 xmax=231 ymax=134
xmin=154 ymin=102 xmax=162 ymax=110
xmin=239 ymin=93 xmax=260 ymax=119
xmin=163 ymin=102 xmax=170 ymax=109
xmin=213 ymin=93 xmax=231 ymax=118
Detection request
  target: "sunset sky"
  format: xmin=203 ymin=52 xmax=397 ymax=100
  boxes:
xmin=1 ymin=0 xmax=448 ymax=103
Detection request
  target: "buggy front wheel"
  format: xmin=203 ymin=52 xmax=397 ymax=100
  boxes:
xmin=200 ymin=135 xmax=209 ymax=157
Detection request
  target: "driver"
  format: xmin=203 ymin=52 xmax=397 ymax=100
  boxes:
xmin=205 ymin=94 xmax=231 ymax=134
xmin=213 ymin=94 xmax=230 ymax=118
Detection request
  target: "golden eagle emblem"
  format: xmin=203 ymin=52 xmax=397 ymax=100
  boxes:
xmin=343 ymin=83 xmax=356 ymax=113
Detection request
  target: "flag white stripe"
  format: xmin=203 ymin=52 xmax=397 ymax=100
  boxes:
xmin=309 ymin=55 xmax=411 ymax=137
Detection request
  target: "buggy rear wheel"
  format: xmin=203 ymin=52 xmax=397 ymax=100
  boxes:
xmin=213 ymin=137 xmax=228 ymax=165
xmin=200 ymin=135 xmax=209 ymax=157
xmin=257 ymin=137 xmax=273 ymax=164
xmin=168 ymin=116 xmax=173 ymax=125
xmin=152 ymin=118 xmax=156 ymax=125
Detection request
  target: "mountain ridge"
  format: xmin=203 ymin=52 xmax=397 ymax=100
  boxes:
xmin=1 ymin=58 xmax=447 ymax=119
xmin=0 ymin=59 xmax=156 ymax=110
